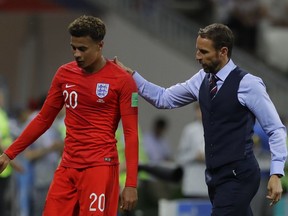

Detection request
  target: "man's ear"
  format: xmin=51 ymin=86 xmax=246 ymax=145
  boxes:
xmin=98 ymin=40 xmax=104 ymax=49
xmin=220 ymin=47 xmax=228 ymax=56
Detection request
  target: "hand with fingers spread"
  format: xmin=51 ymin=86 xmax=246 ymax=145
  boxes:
xmin=113 ymin=56 xmax=134 ymax=75
xmin=119 ymin=186 xmax=138 ymax=213
xmin=266 ymin=174 xmax=283 ymax=206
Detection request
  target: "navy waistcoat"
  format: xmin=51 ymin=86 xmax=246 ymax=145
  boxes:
xmin=199 ymin=67 xmax=255 ymax=169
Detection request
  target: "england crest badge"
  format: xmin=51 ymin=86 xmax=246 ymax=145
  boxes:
xmin=96 ymin=83 xmax=109 ymax=98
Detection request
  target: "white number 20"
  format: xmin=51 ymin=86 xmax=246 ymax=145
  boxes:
xmin=63 ymin=90 xmax=78 ymax=109
xmin=89 ymin=193 xmax=105 ymax=212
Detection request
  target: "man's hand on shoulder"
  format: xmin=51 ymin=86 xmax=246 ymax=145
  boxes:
xmin=113 ymin=56 xmax=134 ymax=75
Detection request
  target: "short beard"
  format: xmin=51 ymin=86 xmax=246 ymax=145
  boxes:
xmin=203 ymin=59 xmax=220 ymax=74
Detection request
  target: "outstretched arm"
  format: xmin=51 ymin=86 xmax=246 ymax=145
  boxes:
xmin=114 ymin=57 xmax=199 ymax=109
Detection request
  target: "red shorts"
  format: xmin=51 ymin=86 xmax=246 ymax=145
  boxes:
xmin=43 ymin=165 xmax=119 ymax=216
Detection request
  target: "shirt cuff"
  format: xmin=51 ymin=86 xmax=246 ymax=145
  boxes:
xmin=270 ymin=160 xmax=285 ymax=176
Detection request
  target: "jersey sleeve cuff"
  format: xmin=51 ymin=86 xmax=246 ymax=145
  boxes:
xmin=3 ymin=151 xmax=13 ymax=160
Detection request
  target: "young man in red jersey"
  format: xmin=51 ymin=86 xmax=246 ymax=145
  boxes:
xmin=0 ymin=15 xmax=139 ymax=216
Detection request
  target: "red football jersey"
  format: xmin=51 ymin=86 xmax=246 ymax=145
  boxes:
xmin=5 ymin=60 xmax=139 ymax=187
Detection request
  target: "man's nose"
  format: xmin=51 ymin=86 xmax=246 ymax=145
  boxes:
xmin=73 ymin=49 xmax=81 ymax=58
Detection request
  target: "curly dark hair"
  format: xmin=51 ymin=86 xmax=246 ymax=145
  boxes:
xmin=68 ymin=15 xmax=106 ymax=42
xmin=198 ymin=23 xmax=234 ymax=58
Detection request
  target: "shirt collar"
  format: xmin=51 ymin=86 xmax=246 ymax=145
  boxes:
xmin=215 ymin=59 xmax=236 ymax=81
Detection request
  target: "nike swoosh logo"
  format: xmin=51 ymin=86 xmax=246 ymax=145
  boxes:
xmin=65 ymin=84 xmax=76 ymax=88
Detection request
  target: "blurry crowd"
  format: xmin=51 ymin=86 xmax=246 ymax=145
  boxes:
xmin=219 ymin=0 xmax=288 ymax=73
xmin=172 ymin=0 xmax=288 ymax=74
xmin=211 ymin=0 xmax=288 ymax=62
xmin=0 ymin=89 xmax=64 ymax=216
xmin=127 ymin=0 xmax=288 ymax=73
